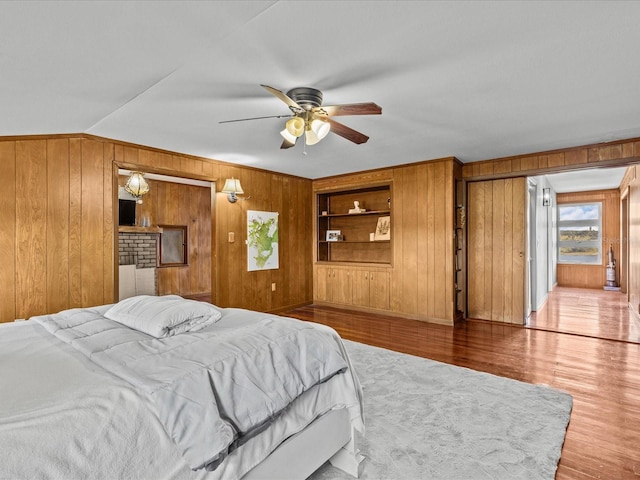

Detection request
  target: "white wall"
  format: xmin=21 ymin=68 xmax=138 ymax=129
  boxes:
xmin=531 ymin=175 xmax=556 ymax=311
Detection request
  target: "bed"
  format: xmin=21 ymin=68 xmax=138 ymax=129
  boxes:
xmin=0 ymin=295 xmax=365 ymax=480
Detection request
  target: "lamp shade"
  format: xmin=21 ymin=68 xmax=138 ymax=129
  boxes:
xmin=124 ymin=172 xmax=150 ymax=203
xmin=310 ymin=118 xmax=330 ymax=140
xmin=221 ymin=178 xmax=244 ymax=194
xmin=305 ymin=128 xmax=321 ymax=145
xmin=285 ymin=117 xmax=305 ymax=137
xmin=280 ymin=128 xmax=297 ymax=144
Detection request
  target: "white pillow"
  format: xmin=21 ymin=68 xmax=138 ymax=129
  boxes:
xmin=104 ymin=295 xmax=223 ymax=338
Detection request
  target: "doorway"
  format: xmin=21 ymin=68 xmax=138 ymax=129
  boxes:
xmin=115 ymin=166 xmax=216 ymax=303
xmin=525 ymin=166 xmax=637 ymax=343
xmin=527 ymin=179 xmax=537 ymax=320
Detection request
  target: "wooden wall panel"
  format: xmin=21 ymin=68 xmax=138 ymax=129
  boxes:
xmin=0 ymin=134 xmax=313 ymax=322
xmin=68 ymin=139 xmax=83 ymax=308
xmin=313 ymin=157 xmax=457 ymax=325
xmin=102 ymin=142 xmax=115 ymax=304
xmin=46 ymin=139 xmax=70 ymax=313
xmin=462 ymin=137 xmax=640 ymax=180
xmin=80 ymin=139 xmax=105 ymax=306
xmin=15 ymin=140 xmax=47 ymax=319
xmin=625 ymin=166 xmax=640 ymax=313
xmin=467 ymin=177 xmax=526 ymax=324
xmin=388 ymin=159 xmax=456 ymax=323
xmin=556 ymin=189 xmax=620 ymax=289
xmin=511 ymin=178 xmax=526 ymax=324
xmin=398 ymin=165 xmax=419 ymax=316
xmin=0 ymin=142 xmax=16 ymax=320
xmin=416 ymin=164 xmax=431 ymax=318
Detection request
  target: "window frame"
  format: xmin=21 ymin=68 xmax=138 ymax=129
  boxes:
xmin=158 ymin=225 xmax=189 ymax=267
xmin=557 ymin=202 xmax=602 ymax=265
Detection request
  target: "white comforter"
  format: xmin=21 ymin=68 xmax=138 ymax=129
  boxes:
xmin=0 ymin=307 xmax=364 ymax=480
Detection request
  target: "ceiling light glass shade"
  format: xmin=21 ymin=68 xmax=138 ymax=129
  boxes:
xmin=221 ymin=178 xmax=244 ymax=194
xmin=285 ymin=116 xmax=305 ymax=137
xmin=305 ymin=128 xmax=321 ymax=145
xmin=310 ymin=118 xmax=330 ymax=140
xmin=124 ymin=172 xmax=150 ymax=204
xmin=280 ymin=128 xmax=297 ymax=144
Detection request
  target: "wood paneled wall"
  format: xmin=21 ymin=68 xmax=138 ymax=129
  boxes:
xmin=313 ymin=158 xmax=459 ymax=325
xmin=467 ymin=178 xmax=526 ymax=323
xmin=0 ymin=134 xmax=312 ymax=323
xmin=620 ymin=166 xmax=640 ymax=314
xmin=129 ymin=177 xmax=212 ymax=296
xmin=462 ymin=137 xmax=640 ymax=180
xmin=555 ymin=189 xmax=620 ymax=289
xmin=0 ymin=138 xmax=113 ymax=321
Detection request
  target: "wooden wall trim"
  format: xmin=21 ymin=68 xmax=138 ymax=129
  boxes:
xmin=462 ymin=138 xmax=640 ymax=180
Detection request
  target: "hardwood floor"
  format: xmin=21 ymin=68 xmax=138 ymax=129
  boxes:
xmin=528 ymin=286 xmax=640 ymax=343
xmin=284 ymin=304 xmax=640 ymax=479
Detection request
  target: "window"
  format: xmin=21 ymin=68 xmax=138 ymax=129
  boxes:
xmin=159 ymin=225 xmax=188 ymax=266
xmin=557 ymin=203 xmax=602 ymax=265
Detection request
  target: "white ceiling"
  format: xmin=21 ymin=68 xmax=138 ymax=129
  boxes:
xmin=2 ymin=1 xmax=640 ymax=181
xmin=545 ymin=166 xmax=627 ymax=194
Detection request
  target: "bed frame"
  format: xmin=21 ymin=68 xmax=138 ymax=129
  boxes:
xmin=244 ymin=407 xmax=364 ymax=479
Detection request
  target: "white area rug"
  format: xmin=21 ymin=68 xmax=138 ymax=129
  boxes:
xmin=310 ymin=340 xmax=572 ymax=480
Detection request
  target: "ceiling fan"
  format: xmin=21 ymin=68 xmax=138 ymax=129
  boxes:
xmin=220 ymin=85 xmax=382 ymax=149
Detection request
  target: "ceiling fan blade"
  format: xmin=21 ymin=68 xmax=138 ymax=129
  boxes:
xmin=261 ymin=84 xmax=303 ymax=112
xmin=219 ymin=114 xmax=292 ymax=124
xmin=280 ymin=138 xmax=296 ymax=149
xmin=327 ymin=118 xmax=370 ymax=144
xmin=318 ymin=102 xmax=382 ymax=117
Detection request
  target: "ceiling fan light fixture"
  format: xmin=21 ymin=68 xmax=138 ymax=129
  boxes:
xmin=280 ymin=128 xmax=297 ymax=144
xmin=285 ymin=116 xmax=305 ymax=137
xmin=310 ymin=118 xmax=330 ymax=140
xmin=305 ymin=128 xmax=321 ymax=146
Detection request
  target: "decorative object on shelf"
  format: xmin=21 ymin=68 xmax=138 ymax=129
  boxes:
xmin=374 ymin=216 xmax=391 ymax=241
xmin=456 ymin=204 xmax=466 ymax=228
xmin=321 ymin=210 xmax=328 ymax=216
xmin=326 ymin=230 xmax=342 ymax=242
xmin=348 ymin=201 xmax=366 ymax=214
xmin=221 ymin=178 xmax=246 ymax=203
xmin=542 ymin=187 xmax=551 ymax=207
xmin=369 ymin=233 xmax=375 ymax=241
xmin=124 ymin=171 xmax=150 ymax=204
xmin=247 ymin=210 xmax=279 ymax=271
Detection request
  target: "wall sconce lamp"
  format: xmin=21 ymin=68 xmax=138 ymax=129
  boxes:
xmin=542 ymin=187 xmax=551 ymax=207
xmin=124 ymin=171 xmax=150 ymax=204
xmin=221 ymin=178 xmax=245 ymax=203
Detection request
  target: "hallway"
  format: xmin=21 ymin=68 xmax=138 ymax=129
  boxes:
xmin=527 ymin=286 xmax=640 ymax=343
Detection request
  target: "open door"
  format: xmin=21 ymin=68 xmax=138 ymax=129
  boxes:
xmin=467 ymin=177 xmax=527 ymax=324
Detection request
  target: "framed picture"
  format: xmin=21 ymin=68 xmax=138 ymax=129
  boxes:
xmin=247 ymin=210 xmax=279 ymax=271
xmin=374 ymin=216 xmax=391 ymax=241
xmin=326 ymin=230 xmax=342 ymax=242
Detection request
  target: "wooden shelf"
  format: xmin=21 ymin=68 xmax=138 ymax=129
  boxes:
xmin=316 ymin=185 xmax=391 ymax=264
xmin=319 ymin=209 xmax=390 ymax=218
xmin=118 ymin=226 xmax=163 ymax=234
xmin=320 ymin=240 xmax=390 ymax=244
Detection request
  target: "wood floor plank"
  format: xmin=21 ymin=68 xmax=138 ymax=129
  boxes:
xmin=284 ymin=301 xmax=640 ymax=479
